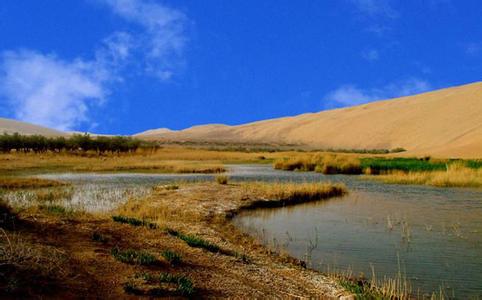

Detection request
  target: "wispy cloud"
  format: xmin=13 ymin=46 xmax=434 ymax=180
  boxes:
xmin=97 ymin=0 xmax=188 ymax=79
xmin=0 ymin=0 xmax=188 ymax=130
xmin=348 ymin=0 xmax=398 ymax=18
xmin=465 ymin=43 xmax=481 ymax=56
xmin=324 ymin=78 xmax=431 ymax=108
xmin=0 ymin=50 xmax=108 ymax=131
xmin=361 ymin=48 xmax=379 ymax=61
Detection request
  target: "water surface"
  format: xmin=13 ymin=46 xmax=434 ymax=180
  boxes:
xmin=34 ymin=165 xmax=482 ymax=297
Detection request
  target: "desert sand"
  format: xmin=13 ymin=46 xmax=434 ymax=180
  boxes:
xmin=0 ymin=117 xmax=66 ymax=136
xmin=136 ymin=82 xmax=482 ymax=158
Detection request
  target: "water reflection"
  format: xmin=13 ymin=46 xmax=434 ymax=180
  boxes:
xmin=25 ymin=165 xmax=482 ymax=297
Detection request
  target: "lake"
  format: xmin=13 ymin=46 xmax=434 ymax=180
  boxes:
xmin=33 ymin=165 xmax=482 ymax=298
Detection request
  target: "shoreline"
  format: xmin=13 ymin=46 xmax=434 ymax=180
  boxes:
xmin=2 ymin=181 xmax=352 ymax=298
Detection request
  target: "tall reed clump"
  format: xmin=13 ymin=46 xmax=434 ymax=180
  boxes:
xmin=273 ymin=154 xmax=362 ymax=174
xmin=371 ymin=162 xmax=482 ymax=187
xmin=241 ymin=182 xmax=347 ymax=208
xmin=215 ymin=175 xmax=229 ymax=185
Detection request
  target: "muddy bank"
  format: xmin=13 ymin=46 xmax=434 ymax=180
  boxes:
xmin=2 ymin=182 xmax=349 ymax=298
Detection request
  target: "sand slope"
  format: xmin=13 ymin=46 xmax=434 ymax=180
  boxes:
xmin=137 ymin=82 xmax=482 ymax=158
xmin=0 ymin=118 xmax=66 ymax=136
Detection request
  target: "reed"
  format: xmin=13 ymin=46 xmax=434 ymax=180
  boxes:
xmin=368 ymin=163 xmax=482 ymax=187
xmin=215 ymin=175 xmax=229 ymax=185
xmin=240 ymin=182 xmax=347 ymax=208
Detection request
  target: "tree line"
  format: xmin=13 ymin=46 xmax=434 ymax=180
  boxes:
xmin=0 ymin=133 xmax=158 ymax=153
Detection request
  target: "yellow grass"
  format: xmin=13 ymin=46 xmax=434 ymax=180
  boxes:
xmin=273 ymin=153 xmax=362 ymax=174
xmin=0 ymin=177 xmax=68 ymax=190
xmin=240 ymin=181 xmax=347 ymax=204
xmin=368 ymin=163 xmax=482 ymax=187
xmin=0 ymin=146 xmax=293 ymax=175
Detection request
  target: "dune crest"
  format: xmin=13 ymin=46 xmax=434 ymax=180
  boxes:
xmin=138 ymin=82 xmax=482 ymax=158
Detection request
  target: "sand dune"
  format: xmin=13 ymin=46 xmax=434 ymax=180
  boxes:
xmin=137 ymin=82 xmax=482 ymax=158
xmin=0 ymin=118 xmax=66 ymax=136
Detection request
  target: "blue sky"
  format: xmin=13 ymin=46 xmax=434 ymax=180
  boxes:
xmin=0 ymin=0 xmax=481 ymax=134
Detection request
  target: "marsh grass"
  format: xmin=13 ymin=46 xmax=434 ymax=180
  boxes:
xmin=160 ymin=250 xmax=182 ymax=266
xmin=112 ymin=215 xmax=158 ymax=229
xmin=241 ymin=182 xmax=347 ymax=208
xmin=368 ymin=163 xmax=482 ymax=187
xmin=215 ymin=175 xmax=229 ymax=184
xmin=131 ymin=272 xmax=195 ymax=296
xmin=166 ymin=229 xmax=221 ymax=253
xmin=0 ymin=146 xmax=286 ymax=176
xmin=111 ymin=247 xmax=157 ymax=265
xmin=274 ymin=154 xmax=362 ymax=174
xmin=38 ymin=204 xmax=75 ymax=217
xmin=0 ymin=177 xmax=67 ymax=190
xmin=328 ymin=265 xmax=412 ymax=300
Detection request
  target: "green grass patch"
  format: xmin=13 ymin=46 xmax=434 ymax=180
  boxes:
xmin=133 ymin=272 xmax=195 ymax=297
xmin=111 ymin=247 xmax=157 ymax=265
xmin=466 ymin=160 xmax=482 ymax=169
xmin=161 ymin=250 xmax=182 ymax=266
xmin=166 ymin=228 xmax=220 ymax=253
xmin=112 ymin=215 xmax=158 ymax=229
xmin=361 ymin=157 xmax=446 ymax=173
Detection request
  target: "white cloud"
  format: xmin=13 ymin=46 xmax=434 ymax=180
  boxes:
xmin=349 ymin=0 xmax=398 ymax=18
xmin=0 ymin=0 xmax=188 ymax=130
xmin=361 ymin=49 xmax=379 ymax=61
xmin=0 ymin=50 xmax=108 ymax=131
xmin=97 ymin=0 xmax=187 ymax=79
xmin=324 ymin=78 xmax=431 ymax=107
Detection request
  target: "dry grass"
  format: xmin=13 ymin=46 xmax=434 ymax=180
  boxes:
xmin=273 ymin=153 xmax=362 ymax=174
xmin=0 ymin=177 xmax=67 ymax=190
xmin=215 ymin=175 xmax=229 ymax=185
xmin=240 ymin=182 xmax=347 ymax=205
xmin=0 ymin=230 xmax=68 ymax=296
xmin=368 ymin=163 xmax=482 ymax=187
xmin=0 ymin=146 xmax=292 ymax=175
xmin=1 ymin=181 xmax=349 ymax=298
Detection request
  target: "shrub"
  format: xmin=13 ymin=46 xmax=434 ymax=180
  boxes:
xmin=215 ymin=175 xmax=229 ymax=185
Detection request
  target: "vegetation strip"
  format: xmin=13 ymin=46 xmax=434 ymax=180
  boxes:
xmin=166 ymin=229 xmax=221 ymax=253
xmin=112 ymin=215 xmax=158 ymax=229
xmin=111 ymin=247 xmax=157 ymax=265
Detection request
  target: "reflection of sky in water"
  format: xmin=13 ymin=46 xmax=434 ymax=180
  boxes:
xmin=231 ymin=166 xmax=482 ymax=298
xmin=16 ymin=164 xmax=482 ymax=298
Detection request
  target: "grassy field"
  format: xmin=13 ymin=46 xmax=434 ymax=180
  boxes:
xmin=0 ymin=180 xmax=351 ymax=298
xmin=0 ymin=146 xmax=289 ymax=175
